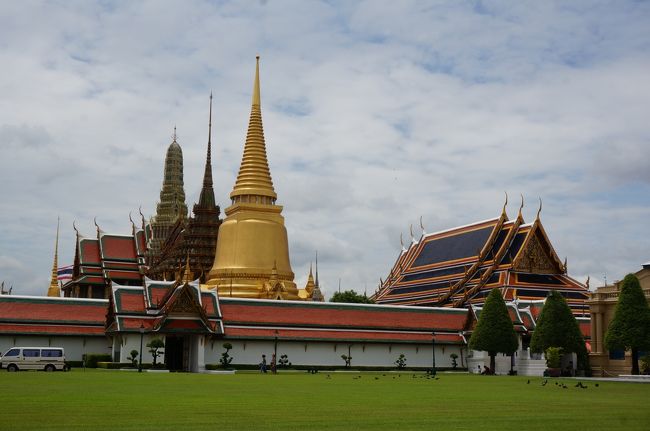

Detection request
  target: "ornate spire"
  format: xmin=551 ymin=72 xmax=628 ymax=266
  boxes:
xmin=198 ymin=93 xmax=216 ymax=208
xmin=47 ymin=218 xmax=61 ymax=297
xmin=230 ymin=56 xmax=277 ymax=202
xmin=315 ymin=251 xmax=319 ymax=287
xmin=183 ymin=252 xmax=192 ymax=284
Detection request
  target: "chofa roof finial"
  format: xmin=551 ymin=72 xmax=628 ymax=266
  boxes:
xmin=536 ymin=197 xmax=543 ymax=220
xmin=502 ymin=191 xmax=508 ymax=216
xmin=518 ymin=194 xmax=524 ymax=219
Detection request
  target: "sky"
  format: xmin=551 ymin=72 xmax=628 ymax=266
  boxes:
xmin=1 ymin=0 xmax=649 ymax=298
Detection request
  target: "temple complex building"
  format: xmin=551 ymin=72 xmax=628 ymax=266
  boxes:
xmin=375 ymin=198 xmax=590 ymax=315
xmin=147 ymin=95 xmax=222 ymax=282
xmin=587 ymin=262 xmax=650 ymax=376
xmin=205 ymin=57 xmax=302 ymax=300
xmin=145 ymin=129 xmax=188 ymax=266
xmin=62 ymin=220 xmax=149 ymax=299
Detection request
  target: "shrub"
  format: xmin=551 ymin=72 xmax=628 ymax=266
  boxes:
xmin=395 ymin=354 xmax=407 ymax=369
xmin=450 ymin=353 xmax=459 ymax=369
xmin=128 ymin=350 xmax=139 ymax=366
xmin=545 ymin=347 xmax=562 ymax=369
xmin=341 ymin=354 xmax=352 ymax=367
xmin=84 ymin=354 xmax=112 ymax=368
xmin=641 ymin=355 xmax=650 ymax=375
xmin=278 ymin=354 xmax=291 ymax=368
xmin=146 ymin=338 xmax=165 ymax=366
xmin=219 ymin=343 xmax=233 ymax=368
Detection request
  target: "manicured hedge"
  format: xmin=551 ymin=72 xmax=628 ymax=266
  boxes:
xmin=84 ymin=354 xmax=112 ymax=368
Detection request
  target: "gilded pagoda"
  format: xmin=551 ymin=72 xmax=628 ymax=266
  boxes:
xmin=205 ymin=57 xmax=300 ymax=299
xmin=375 ymin=197 xmax=590 ymax=315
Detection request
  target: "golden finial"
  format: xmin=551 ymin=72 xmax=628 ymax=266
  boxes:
xmin=93 ymin=217 xmax=100 ymax=234
xmin=182 ymin=252 xmax=192 ymax=284
xmin=502 ymin=191 xmax=508 ymax=216
xmin=47 ymin=217 xmax=61 ymax=297
xmin=536 ymin=197 xmax=542 ymax=220
xmin=419 ymin=216 xmax=425 ymax=236
xmin=172 ymin=125 xmax=177 ymax=142
xmin=518 ymin=194 xmax=524 ymax=219
xmin=252 ymin=55 xmax=261 ymax=106
xmin=586 ymin=276 xmax=590 ymax=289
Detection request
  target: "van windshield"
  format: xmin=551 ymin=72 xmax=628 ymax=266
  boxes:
xmin=3 ymin=348 xmax=20 ymax=357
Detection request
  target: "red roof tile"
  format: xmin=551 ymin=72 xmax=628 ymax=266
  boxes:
xmin=220 ymin=300 xmax=467 ymax=332
xmin=225 ymin=327 xmax=463 ymax=343
xmin=80 ymin=240 xmax=101 ymax=264
xmin=0 ymin=323 xmax=105 ymax=335
xmin=0 ymin=297 xmax=106 ymax=324
xmin=101 ymin=236 xmax=137 ymax=260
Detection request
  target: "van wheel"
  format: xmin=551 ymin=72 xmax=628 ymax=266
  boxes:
xmin=7 ymin=364 xmax=18 ymax=372
xmin=44 ymin=364 xmax=55 ymax=372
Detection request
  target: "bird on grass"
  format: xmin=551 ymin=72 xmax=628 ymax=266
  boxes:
xmin=541 ymin=380 xmax=548 ymax=386
xmin=326 ymin=374 xmax=331 ymax=380
xmin=527 ymin=380 xmax=530 ymax=384
xmin=595 ymin=383 xmax=599 ymax=387
xmin=374 ymin=377 xmax=379 ymax=380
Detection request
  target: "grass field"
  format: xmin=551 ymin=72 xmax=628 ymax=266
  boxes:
xmin=0 ymin=370 xmax=648 ymax=430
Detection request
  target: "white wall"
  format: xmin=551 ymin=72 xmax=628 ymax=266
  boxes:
xmin=205 ymin=339 xmax=465 ymax=369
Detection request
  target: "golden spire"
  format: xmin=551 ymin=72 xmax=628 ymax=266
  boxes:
xmin=182 ymin=252 xmax=192 ymax=284
xmin=47 ymin=217 xmax=61 ymax=297
xmin=303 ymin=263 xmax=315 ymax=294
xmin=230 ymin=56 xmax=277 ymax=202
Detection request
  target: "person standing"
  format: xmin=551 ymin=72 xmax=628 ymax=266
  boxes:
xmin=271 ymin=353 xmax=277 ymax=374
xmin=260 ymin=354 xmax=267 ymax=373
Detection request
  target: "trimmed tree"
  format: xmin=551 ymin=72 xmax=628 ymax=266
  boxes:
xmin=330 ymin=290 xmax=374 ymax=304
xmin=605 ymin=274 xmax=650 ymax=375
xmin=530 ymin=290 xmax=588 ymax=370
xmin=469 ymin=288 xmax=519 ymax=373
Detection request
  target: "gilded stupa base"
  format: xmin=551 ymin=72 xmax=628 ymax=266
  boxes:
xmin=204 ymin=271 xmax=299 ymax=300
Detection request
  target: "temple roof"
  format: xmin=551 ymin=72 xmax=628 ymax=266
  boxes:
xmin=376 ymin=204 xmax=589 ymax=314
xmin=107 ymin=278 xmax=223 ymax=335
xmin=0 ymin=295 xmax=107 ymax=336
xmin=219 ymin=298 xmax=469 ymax=343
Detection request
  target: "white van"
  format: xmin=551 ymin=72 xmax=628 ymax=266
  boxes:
xmin=1 ymin=347 xmax=67 ymax=372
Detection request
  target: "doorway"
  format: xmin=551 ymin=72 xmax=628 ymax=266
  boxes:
xmin=165 ymin=336 xmax=188 ymax=371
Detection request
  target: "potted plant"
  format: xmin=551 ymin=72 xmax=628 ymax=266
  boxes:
xmin=545 ymin=347 xmax=562 ymax=377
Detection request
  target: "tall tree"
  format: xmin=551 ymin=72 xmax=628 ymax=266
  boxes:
xmin=531 ymin=290 xmax=588 ymax=370
xmin=469 ymin=288 xmax=519 ymax=372
xmin=605 ymin=274 xmax=650 ymax=375
xmin=330 ymin=290 xmax=374 ymax=304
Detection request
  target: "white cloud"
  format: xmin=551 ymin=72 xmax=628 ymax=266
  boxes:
xmin=0 ymin=1 xmax=649 ymax=297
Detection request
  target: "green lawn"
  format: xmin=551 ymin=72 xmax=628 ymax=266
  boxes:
xmin=0 ymin=370 xmax=648 ymax=430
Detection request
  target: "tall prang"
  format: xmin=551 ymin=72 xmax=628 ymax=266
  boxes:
xmin=146 ymin=129 xmax=188 ymax=266
xmin=206 ymin=56 xmax=299 ymax=299
xmin=148 ymin=95 xmax=222 ymax=281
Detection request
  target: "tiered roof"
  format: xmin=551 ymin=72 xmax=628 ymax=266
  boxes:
xmin=105 ymin=277 xmax=223 ymax=335
xmin=62 ymin=220 xmax=148 ymax=298
xmin=375 ymin=202 xmax=589 ymax=315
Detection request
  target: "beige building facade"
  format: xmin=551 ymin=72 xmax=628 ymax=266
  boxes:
xmin=588 ymin=263 xmax=650 ymax=376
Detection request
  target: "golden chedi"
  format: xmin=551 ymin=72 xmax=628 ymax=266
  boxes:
xmin=206 ymin=56 xmax=299 ymax=299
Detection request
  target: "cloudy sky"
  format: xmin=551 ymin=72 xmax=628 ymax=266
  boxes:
xmin=1 ymin=0 xmax=649 ymax=298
